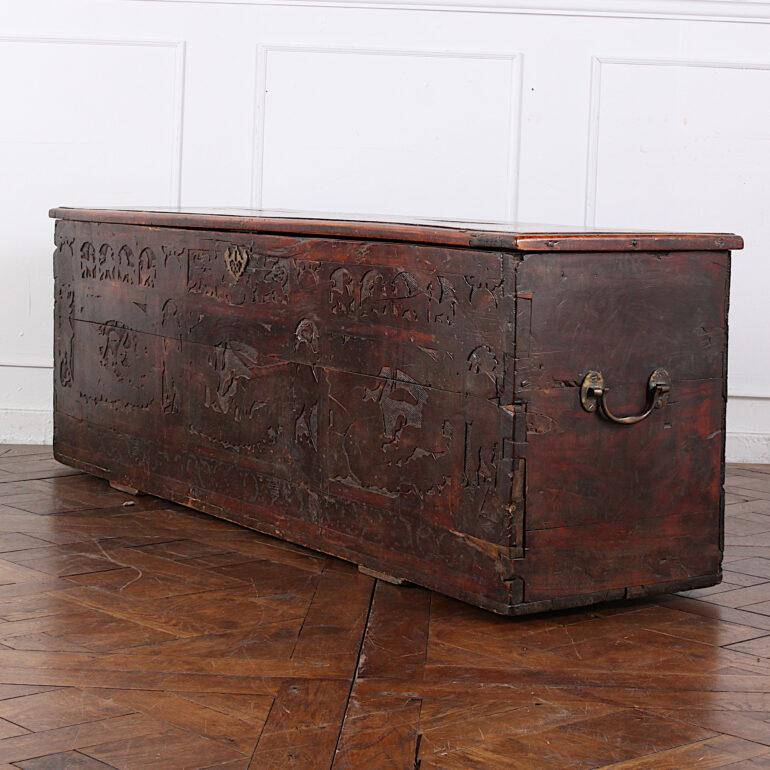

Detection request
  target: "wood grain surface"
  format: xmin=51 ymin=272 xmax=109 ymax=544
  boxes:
xmin=50 ymin=217 xmax=734 ymax=614
xmin=49 ymin=207 xmax=744 ymax=253
xmin=0 ymin=446 xmax=768 ymax=768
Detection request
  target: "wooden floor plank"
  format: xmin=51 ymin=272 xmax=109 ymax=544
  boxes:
xmin=0 ymin=714 xmax=162 ymax=763
xmin=0 ymin=448 xmax=768 ymax=767
xmin=81 ymin=728 xmax=247 ymax=769
xmin=247 ymin=679 xmax=352 ymax=770
xmin=13 ymin=752 xmax=116 ymax=770
xmin=357 ymin=581 xmax=430 ymax=680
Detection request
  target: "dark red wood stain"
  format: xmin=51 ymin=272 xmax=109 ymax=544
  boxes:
xmin=50 ymin=208 xmax=741 ymax=614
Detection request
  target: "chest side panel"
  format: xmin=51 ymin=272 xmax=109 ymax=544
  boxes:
xmin=53 ymin=220 xmax=519 ymax=610
xmin=513 ymin=250 xmax=730 ymax=602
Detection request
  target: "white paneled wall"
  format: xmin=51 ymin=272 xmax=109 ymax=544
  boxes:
xmin=2 ymin=0 xmax=769 ymax=461
xmin=256 ymin=46 xmax=521 ymax=218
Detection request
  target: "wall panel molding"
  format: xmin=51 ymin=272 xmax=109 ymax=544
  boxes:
xmin=0 ymin=362 xmax=52 ymax=370
xmin=0 ymin=35 xmax=186 ymax=209
xmin=4 ymin=7 xmax=769 ymax=458
xmin=583 ymin=54 xmax=770 ymax=408
xmin=584 ymin=55 xmax=770 ymax=227
xmin=251 ymin=44 xmax=523 ymax=219
xmin=124 ymin=0 xmax=770 ymax=24
xmin=0 ymin=34 xmax=187 ymax=373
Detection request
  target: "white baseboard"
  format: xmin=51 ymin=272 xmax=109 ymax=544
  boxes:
xmin=726 ymin=432 xmax=770 ymax=464
xmin=0 ymin=409 xmax=53 ymax=445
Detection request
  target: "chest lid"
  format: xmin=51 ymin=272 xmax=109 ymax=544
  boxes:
xmin=49 ymin=206 xmax=743 ymax=253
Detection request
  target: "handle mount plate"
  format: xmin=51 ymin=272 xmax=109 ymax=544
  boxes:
xmin=580 ymin=368 xmax=671 ymax=425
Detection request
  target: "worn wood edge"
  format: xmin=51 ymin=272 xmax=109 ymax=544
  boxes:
xmin=53 ymin=440 xmax=720 ymax=617
xmin=505 ymin=572 xmax=722 ymax=617
xmin=513 ymin=234 xmax=743 ymax=252
xmin=48 ymin=209 xmax=743 ymax=252
xmin=108 ymin=480 xmax=142 ymax=495
xmin=719 ymin=254 xmax=732 ymax=555
xmin=51 ymin=441 xmax=519 ymax=616
xmin=49 ymin=209 xmax=506 ymax=250
xmin=358 ymin=565 xmax=406 ymax=584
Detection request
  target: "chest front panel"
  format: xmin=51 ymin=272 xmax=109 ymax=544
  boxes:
xmin=53 ymin=220 xmax=520 ymax=608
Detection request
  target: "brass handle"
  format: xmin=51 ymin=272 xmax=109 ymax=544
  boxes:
xmin=580 ymin=368 xmax=670 ymax=425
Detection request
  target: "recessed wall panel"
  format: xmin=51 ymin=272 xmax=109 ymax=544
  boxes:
xmin=589 ymin=58 xmax=770 ymax=399
xmin=0 ymin=38 xmax=182 ymax=371
xmin=258 ymin=47 xmax=520 ymax=221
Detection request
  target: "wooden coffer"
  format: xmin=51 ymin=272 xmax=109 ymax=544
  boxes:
xmin=50 ymin=207 xmax=743 ymax=615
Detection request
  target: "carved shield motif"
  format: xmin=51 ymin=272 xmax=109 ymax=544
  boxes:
xmin=223 ymin=246 xmax=249 ymax=282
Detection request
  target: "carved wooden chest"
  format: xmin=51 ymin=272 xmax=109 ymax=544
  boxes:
xmin=50 ymin=207 xmax=742 ymax=615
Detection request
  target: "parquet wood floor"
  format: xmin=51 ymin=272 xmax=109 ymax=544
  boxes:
xmin=0 ymin=446 xmax=768 ymax=768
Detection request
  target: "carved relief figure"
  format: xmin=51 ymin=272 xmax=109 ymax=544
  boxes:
xmin=76 ymin=319 xmax=154 ymax=411
xmin=260 ymin=258 xmax=290 ymax=304
xmin=295 ymin=403 xmax=319 ymax=451
xmin=162 ymin=244 xmax=186 ymax=268
xmin=223 ymin=245 xmax=249 ymax=282
xmin=187 ymin=249 xmax=216 ymax=296
xmin=160 ymin=299 xmax=178 ymax=331
xmin=56 ymin=235 xmax=74 ymax=260
xmin=364 ymin=367 xmax=428 ymax=444
xmin=204 ymin=341 xmax=267 ymax=422
xmin=466 ymin=345 xmax=501 ymax=399
xmin=55 ymin=284 xmax=75 ymax=388
xmin=117 ymin=246 xmax=134 ymax=284
xmin=359 ymin=270 xmax=422 ymax=320
xmin=389 ymin=271 xmax=421 ymax=321
xmin=328 ymin=367 xmax=454 ymax=500
xmin=360 ymin=270 xmax=389 ymax=318
xmin=80 ymin=242 xmax=96 ymax=279
xmin=53 ymin=236 xmax=76 ymax=388
xmin=427 ymin=275 xmax=457 ymax=325
xmin=294 ymin=319 xmax=320 ymax=355
xmin=98 ymin=321 xmax=134 ymax=378
xmin=189 ymin=246 xmax=296 ymax=306
xmin=464 ymin=273 xmax=503 ymax=307
xmin=295 ymin=260 xmax=321 ymax=289
xmin=75 ymin=237 xmax=161 ymax=286
xmin=328 ymin=268 xmax=456 ymax=326
xmin=97 ymin=244 xmax=115 ymax=281
xmin=138 ymin=247 xmax=157 ymax=287
xmin=330 ymin=268 xmax=356 ymax=315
